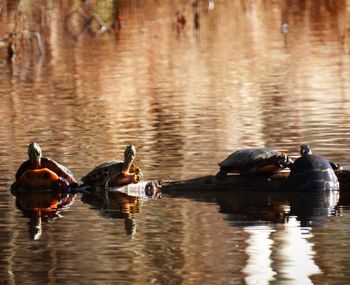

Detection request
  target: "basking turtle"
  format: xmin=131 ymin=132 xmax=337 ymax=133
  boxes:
xmin=216 ymin=147 xmax=293 ymax=178
xmin=14 ymin=142 xmax=78 ymax=188
xmin=81 ymin=144 xmax=143 ymax=192
xmin=289 ymin=144 xmax=339 ymax=191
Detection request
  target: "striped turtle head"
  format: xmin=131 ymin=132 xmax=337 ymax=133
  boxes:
xmin=28 ymin=142 xmax=42 ymax=167
xmin=300 ymin=144 xmax=312 ymax=156
xmin=124 ymin=144 xmax=136 ymax=161
xmin=123 ymin=144 xmax=136 ymax=173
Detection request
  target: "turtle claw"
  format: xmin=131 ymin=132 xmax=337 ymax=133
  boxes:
xmin=135 ymin=172 xmax=143 ymax=183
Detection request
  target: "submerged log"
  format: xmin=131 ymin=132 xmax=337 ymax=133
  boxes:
xmin=161 ymin=169 xmax=350 ymax=196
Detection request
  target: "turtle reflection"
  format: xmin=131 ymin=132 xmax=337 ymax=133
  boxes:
xmin=13 ymin=188 xmax=76 ymax=240
xmin=215 ymin=190 xmax=339 ymax=226
xmin=81 ymin=191 xmax=142 ymax=236
xmin=81 ymin=175 xmax=161 ymax=236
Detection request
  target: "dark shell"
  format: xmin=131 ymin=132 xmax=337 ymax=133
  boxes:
xmin=217 ymin=147 xmax=292 ymax=176
xmin=82 ymin=160 xmax=139 ymax=186
xmin=45 ymin=157 xmax=75 ymax=179
xmin=290 ymin=154 xmax=339 ymax=191
xmin=219 ymin=148 xmax=281 ymax=168
xmin=81 ymin=160 xmax=123 ymax=185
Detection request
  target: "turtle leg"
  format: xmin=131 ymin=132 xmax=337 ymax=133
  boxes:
xmin=132 ymin=168 xmax=143 ymax=183
xmin=329 ymin=161 xmax=342 ymax=171
xmin=110 ymin=171 xmax=143 ymax=186
xmin=121 ymin=172 xmax=142 ymax=184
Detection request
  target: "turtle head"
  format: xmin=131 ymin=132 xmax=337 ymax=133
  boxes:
xmin=123 ymin=145 xmax=136 ymax=173
xmin=300 ymin=144 xmax=312 ymax=156
xmin=28 ymin=142 xmax=42 ymax=167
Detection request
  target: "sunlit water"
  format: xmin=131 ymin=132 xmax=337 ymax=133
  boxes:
xmin=1 ymin=1 xmax=350 ymax=284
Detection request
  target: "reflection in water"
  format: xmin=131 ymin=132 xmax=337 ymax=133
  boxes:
xmin=214 ymin=189 xmax=339 ymax=284
xmin=81 ymin=191 xmax=143 ymax=236
xmin=242 ymin=226 xmax=276 ymax=285
xmin=217 ymin=190 xmax=339 ymax=225
xmin=14 ymin=191 xmax=76 ymax=240
xmin=242 ymin=221 xmax=322 ymax=285
xmin=273 ymin=219 xmax=322 ymax=285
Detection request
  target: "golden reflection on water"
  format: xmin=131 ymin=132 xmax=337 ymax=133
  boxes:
xmin=1 ymin=0 xmax=350 ymax=284
xmin=242 ymin=226 xmax=276 ymax=285
xmin=273 ymin=220 xmax=322 ymax=285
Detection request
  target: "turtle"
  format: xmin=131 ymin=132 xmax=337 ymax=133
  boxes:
xmin=216 ymin=147 xmax=293 ymax=179
xmin=81 ymin=144 xmax=143 ymax=196
xmin=289 ymin=144 xmax=340 ymax=191
xmin=14 ymin=142 xmax=78 ymax=188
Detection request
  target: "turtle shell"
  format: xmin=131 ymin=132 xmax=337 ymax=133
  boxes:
xmin=19 ymin=168 xmax=60 ymax=189
xmin=218 ymin=147 xmax=288 ymax=174
xmin=81 ymin=160 xmax=140 ymax=187
xmin=11 ymin=168 xmax=70 ymax=196
xmin=289 ymin=154 xmax=339 ymax=191
xmin=15 ymin=157 xmax=77 ymax=185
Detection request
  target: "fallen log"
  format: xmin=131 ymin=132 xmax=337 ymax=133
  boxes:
xmin=161 ymin=169 xmax=350 ymax=196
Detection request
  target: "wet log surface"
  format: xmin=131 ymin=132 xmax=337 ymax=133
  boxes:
xmin=161 ymin=169 xmax=350 ymax=196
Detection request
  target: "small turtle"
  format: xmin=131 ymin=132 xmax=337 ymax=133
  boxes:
xmin=216 ymin=147 xmax=293 ymax=178
xmin=289 ymin=144 xmax=340 ymax=191
xmin=81 ymin=144 xmax=143 ymax=195
xmin=14 ymin=142 xmax=78 ymax=188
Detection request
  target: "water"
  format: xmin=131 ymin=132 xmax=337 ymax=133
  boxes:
xmin=1 ymin=0 xmax=350 ymax=284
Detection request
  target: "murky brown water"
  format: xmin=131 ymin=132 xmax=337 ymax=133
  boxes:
xmin=1 ymin=0 xmax=350 ymax=284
